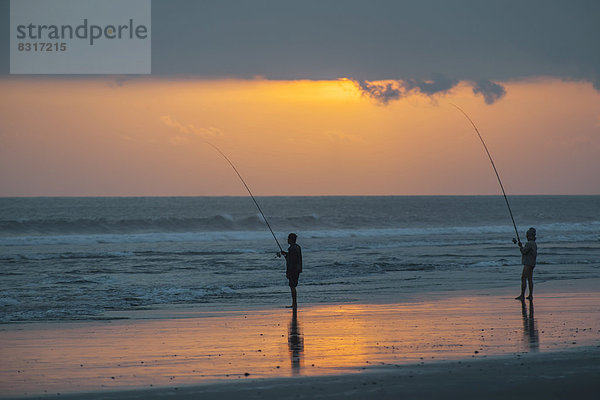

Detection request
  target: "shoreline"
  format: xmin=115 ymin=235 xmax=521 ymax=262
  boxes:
xmin=1 ymin=280 xmax=599 ymax=398
xmin=5 ymin=276 xmax=597 ymax=325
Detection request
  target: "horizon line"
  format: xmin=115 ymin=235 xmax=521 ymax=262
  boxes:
xmin=1 ymin=193 xmax=598 ymax=199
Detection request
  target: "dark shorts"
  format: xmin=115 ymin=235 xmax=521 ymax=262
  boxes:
xmin=288 ymin=273 xmax=300 ymax=288
xmin=522 ymin=265 xmax=535 ymax=276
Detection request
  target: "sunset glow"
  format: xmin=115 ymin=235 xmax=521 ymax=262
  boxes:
xmin=1 ymin=78 xmax=598 ymax=196
xmin=1 ymin=2 xmax=599 ymax=398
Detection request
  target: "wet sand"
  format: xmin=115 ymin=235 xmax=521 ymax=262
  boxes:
xmin=1 ymin=280 xmax=599 ymax=398
xmin=54 ymin=347 xmax=600 ymax=399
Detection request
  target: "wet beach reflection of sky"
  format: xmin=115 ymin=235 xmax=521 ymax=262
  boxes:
xmin=1 ymin=291 xmax=599 ymax=396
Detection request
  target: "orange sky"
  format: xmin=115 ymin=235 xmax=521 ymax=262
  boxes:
xmin=0 ymin=77 xmax=598 ymax=196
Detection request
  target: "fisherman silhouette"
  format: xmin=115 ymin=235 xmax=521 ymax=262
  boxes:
xmin=516 ymin=227 xmax=538 ymax=300
xmin=280 ymin=233 xmax=302 ymax=309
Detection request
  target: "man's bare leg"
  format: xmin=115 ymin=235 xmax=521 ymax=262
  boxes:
xmin=527 ymin=274 xmax=534 ymax=300
xmin=291 ymin=287 xmax=297 ymax=309
xmin=516 ymin=266 xmax=527 ymax=300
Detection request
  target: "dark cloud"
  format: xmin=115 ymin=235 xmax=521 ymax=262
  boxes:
xmin=354 ymin=80 xmax=406 ymax=105
xmin=2 ymin=0 xmax=599 ymax=98
xmin=472 ymin=80 xmax=507 ymax=105
xmin=355 ymin=73 xmax=459 ymax=104
xmin=147 ymin=0 xmax=600 ymax=88
xmin=407 ymin=73 xmax=458 ymax=96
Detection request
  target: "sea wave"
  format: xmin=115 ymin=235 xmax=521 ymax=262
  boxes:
xmin=1 ymin=221 xmax=598 ymax=247
xmin=0 ymin=214 xmax=273 ymax=235
xmin=0 ymin=285 xmax=240 ymax=322
xmin=4 ymin=210 xmax=595 ymax=237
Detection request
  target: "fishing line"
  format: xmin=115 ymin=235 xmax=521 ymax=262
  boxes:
xmin=205 ymin=141 xmax=284 ymax=253
xmin=450 ymin=103 xmax=521 ymax=244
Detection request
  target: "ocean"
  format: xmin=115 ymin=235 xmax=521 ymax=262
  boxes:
xmin=0 ymin=196 xmax=598 ymax=323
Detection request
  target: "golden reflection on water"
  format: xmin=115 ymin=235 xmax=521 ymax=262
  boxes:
xmin=521 ymin=299 xmax=539 ymax=352
xmin=288 ymin=308 xmax=304 ymax=375
xmin=1 ymin=293 xmax=599 ymax=396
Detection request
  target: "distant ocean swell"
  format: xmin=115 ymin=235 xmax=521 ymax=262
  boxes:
xmin=4 ymin=213 xmax=597 ymax=236
xmin=1 ymin=221 xmax=598 ymax=247
xmin=0 ymin=214 xmax=275 ymax=235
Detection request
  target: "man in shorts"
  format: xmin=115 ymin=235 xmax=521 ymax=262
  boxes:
xmin=281 ymin=233 xmax=302 ymax=309
xmin=516 ymin=227 xmax=537 ymax=300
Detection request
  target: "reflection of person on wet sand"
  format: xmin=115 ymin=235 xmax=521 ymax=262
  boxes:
xmin=520 ymin=298 xmax=539 ymax=352
xmin=280 ymin=233 xmax=302 ymax=309
xmin=288 ymin=308 xmax=304 ymax=375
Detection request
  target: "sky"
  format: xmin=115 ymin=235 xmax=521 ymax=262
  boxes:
xmin=1 ymin=0 xmax=599 ymax=196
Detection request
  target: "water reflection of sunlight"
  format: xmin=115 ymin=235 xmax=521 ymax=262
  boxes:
xmin=2 ymin=293 xmax=599 ymax=396
xmin=521 ymin=299 xmax=539 ymax=352
xmin=288 ymin=309 xmax=304 ymax=375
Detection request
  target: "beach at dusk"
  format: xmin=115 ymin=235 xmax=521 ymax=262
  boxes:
xmin=2 ymin=0 xmax=599 ymax=398
xmin=2 ymin=278 xmax=600 ymax=398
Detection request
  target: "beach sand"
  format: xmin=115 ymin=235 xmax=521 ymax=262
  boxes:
xmin=52 ymin=347 xmax=600 ymax=399
xmin=1 ymin=279 xmax=599 ymax=398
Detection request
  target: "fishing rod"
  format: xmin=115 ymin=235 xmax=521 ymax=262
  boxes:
xmin=205 ymin=141 xmax=284 ymax=253
xmin=450 ymin=103 xmax=521 ymax=244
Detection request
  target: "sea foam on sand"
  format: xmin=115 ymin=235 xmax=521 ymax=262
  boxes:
xmin=1 ymin=279 xmax=599 ymax=398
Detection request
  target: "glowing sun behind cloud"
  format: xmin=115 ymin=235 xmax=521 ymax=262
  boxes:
xmin=0 ymin=77 xmax=598 ymax=196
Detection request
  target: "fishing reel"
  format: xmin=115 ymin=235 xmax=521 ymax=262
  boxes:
xmin=512 ymin=238 xmax=517 ymax=244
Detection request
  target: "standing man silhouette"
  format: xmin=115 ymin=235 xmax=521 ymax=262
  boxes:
xmin=281 ymin=233 xmax=302 ymax=309
xmin=516 ymin=227 xmax=538 ymax=300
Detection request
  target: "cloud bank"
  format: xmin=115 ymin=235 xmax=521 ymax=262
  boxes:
xmin=354 ymin=75 xmax=508 ymax=106
xmin=354 ymin=73 xmax=463 ymax=105
xmin=1 ymin=0 xmax=598 ymax=103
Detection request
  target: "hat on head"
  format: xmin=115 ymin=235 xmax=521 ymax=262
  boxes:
xmin=526 ymin=227 xmax=536 ymax=239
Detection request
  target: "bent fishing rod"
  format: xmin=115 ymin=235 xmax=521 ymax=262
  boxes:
xmin=450 ymin=103 xmax=521 ymax=244
xmin=205 ymin=141 xmax=284 ymax=254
